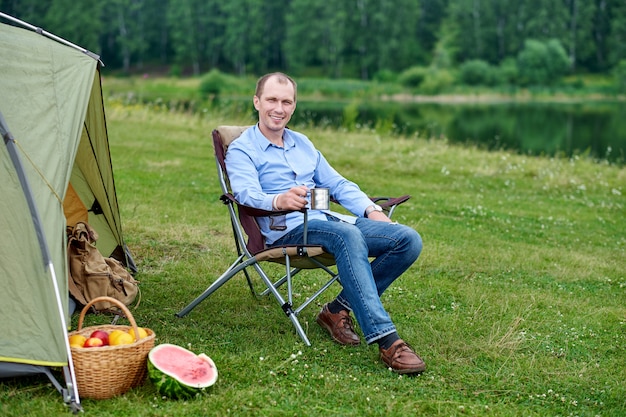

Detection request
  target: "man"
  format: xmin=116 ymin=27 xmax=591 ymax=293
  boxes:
xmin=225 ymin=72 xmax=425 ymax=374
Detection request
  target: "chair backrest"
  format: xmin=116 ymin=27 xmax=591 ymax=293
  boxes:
xmin=212 ymin=126 xmax=267 ymax=254
xmin=213 ymin=125 xmax=250 ymax=178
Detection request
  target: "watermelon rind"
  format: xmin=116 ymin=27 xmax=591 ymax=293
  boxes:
xmin=148 ymin=343 xmax=218 ymax=399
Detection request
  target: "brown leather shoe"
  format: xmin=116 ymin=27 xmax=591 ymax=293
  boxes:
xmin=316 ymin=304 xmax=360 ymax=345
xmin=379 ymin=339 xmax=426 ymax=374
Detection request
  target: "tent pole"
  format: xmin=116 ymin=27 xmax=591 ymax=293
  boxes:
xmin=49 ymin=264 xmax=82 ymax=412
xmin=0 ymin=12 xmax=101 ymax=64
xmin=1 ymin=112 xmax=82 ymax=411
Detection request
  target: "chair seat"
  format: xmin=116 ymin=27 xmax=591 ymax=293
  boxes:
xmin=256 ymin=245 xmax=336 ymax=268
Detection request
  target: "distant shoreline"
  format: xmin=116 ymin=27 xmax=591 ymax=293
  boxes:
xmin=383 ymin=93 xmax=626 ymax=104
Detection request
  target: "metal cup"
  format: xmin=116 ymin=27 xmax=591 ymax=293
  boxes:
xmin=309 ymin=188 xmax=330 ymax=210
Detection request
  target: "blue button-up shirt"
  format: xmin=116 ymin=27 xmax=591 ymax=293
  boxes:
xmin=225 ymin=125 xmax=374 ymax=245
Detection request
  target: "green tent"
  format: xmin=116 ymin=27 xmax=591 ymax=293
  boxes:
xmin=0 ymin=14 xmax=133 ymax=410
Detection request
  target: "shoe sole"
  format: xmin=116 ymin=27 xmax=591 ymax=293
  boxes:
xmin=387 ymin=365 xmax=426 ymax=374
xmin=380 ymin=357 xmax=426 ymax=374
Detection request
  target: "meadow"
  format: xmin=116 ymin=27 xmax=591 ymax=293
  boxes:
xmin=1 ymin=98 xmax=625 ymax=416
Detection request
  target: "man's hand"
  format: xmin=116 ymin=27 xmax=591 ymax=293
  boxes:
xmin=366 ymin=210 xmax=392 ymax=222
xmin=275 ymin=185 xmax=309 ymax=210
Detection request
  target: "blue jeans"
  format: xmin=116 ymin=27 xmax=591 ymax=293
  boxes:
xmin=273 ymin=216 xmax=422 ymax=344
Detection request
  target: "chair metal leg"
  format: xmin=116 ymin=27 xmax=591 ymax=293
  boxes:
xmin=177 ymin=247 xmax=340 ymax=345
xmin=176 ymin=254 xmax=252 ymax=318
xmin=286 ymin=304 xmax=311 ymax=346
xmin=293 ymin=274 xmax=340 ymax=315
xmin=251 ymin=262 xmax=313 ymax=346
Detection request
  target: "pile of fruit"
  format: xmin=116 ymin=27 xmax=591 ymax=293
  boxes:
xmin=69 ymin=327 xmax=149 ymax=348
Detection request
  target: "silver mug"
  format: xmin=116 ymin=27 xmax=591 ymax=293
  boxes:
xmin=309 ymin=188 xmax=330 ymax=210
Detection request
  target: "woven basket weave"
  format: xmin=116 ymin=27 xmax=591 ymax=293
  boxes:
xmin=68 ymin=296 xmax=155 ymax=400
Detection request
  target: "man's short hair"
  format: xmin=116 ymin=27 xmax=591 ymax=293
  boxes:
xmin=255 ymin=72 xmax=297 ymax=101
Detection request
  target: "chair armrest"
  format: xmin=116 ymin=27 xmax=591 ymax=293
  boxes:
xmin=221 ymin=193 xmax=300 ymax=217
xmin=223 ymin=193 xmax=411 ymax=217
xmin=370 ymin=195 xmax=411 ymax=208
xmin=369 ymin=195 xmax=411 ymax=219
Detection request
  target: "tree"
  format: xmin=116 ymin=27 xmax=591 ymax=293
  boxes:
xmin=446 ymin=0 xmax=496 ymax=63
xmin=284 ymin=0 xmax=347 ymax=77
xmin=564 ymin=0 xmax=596 ymax=71
xmin=0 ymin=0 xmax=50 ymax=28
xmin=373 ymin=0 xmax=422 ymax=73
xmin=524 ymin=0 xmax=569 ymax=41
xmin=43 ymin=0 xmax=103 ymax=53
xmin=102 ymin=0 xmax=148 ymax=73
xmin=167 ymin=0 xmax=217 ymax=75
xmin=415 ymin=0 xmax=449 ymax=65
xmin=431 ymin=15 xmax=459 ymax=69
xmin=3 ymin=0 xmax=625 ymax=79
xmin=517 ymin=38 xmax=570 ymax=85
xmin=607 ymin=0 xmax=626 ymax=69
xmin=221 ymin=0 xmax=254 ymax=75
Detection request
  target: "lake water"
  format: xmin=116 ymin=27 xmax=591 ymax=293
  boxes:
xmin=290 ymin=100 xmax=626 ymax=165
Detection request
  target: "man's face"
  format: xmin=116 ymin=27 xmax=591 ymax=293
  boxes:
xmin=253 ymin=76 xmax=296 ymax=136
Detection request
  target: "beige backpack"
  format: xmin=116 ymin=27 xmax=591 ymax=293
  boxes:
xmin=67 ymin=221 xmax=139 ymax=312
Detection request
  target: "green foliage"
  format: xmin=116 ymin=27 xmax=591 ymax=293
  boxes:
xmin=341 ymin=100 xmax=360 ymax=131
xmin=459 ymin=59 xmax=497 ymax=86
xmin=373 ymin=69 xmax=398 ymax=83
xmin=612 ymin=59 xmax=626 ymax=93
xmin=284 ymin=0 xmax=347 ymax=77
xmin=497 ymin=57 xmax=520 ymax=85
xmin=169 ymin=64 xmax=182 ymax=78
xmin=399 ymin=66 xmax=430 ymax=88
xmin=3 ymin=0 xmax=626 ymax=82
xmin=42 ymin=0 xmax=103 ymax=51
xmin=517 ymin=39 xmax=571 ymax=86
xmin=199 ymin=69 xmax=225 ymax=99
xmin=430 ymin=16 xmax=459 ymax=69
xmin=545 ymin=39 xmax=571 ymax=78
xmin=419 ymin=68 xmax=456 ymax=94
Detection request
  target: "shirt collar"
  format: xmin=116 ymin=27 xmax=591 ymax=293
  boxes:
xmin=254 ymin=124 xmax=295 ymax=151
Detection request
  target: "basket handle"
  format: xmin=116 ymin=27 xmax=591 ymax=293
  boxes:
xmin=76 ymin=296 xmax=141 ymax=338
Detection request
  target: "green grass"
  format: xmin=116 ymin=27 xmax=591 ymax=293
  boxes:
xmin=1 ymin=102 xmax=625 ymax=416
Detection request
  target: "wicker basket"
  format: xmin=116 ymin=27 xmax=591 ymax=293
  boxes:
xmin=68 ymin=296 xmax=156 ymax=400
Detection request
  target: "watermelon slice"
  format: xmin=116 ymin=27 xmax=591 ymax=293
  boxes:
xmin=148 ymin=343 xmax=218 ymax=399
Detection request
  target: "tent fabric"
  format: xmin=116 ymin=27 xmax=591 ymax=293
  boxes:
xmin=0 ymin=21 xmax=94 ymax=368
xmin=0 ymin=139 xmax=67 ymax=367
xmin=63 ymin=183 xmax=89 ymax=228
xmin=71 ymin=73 xmax=125 ymax=257
xmin=0 ymin=17 xmax=132 ymax=407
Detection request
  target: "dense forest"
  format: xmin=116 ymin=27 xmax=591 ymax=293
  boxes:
xmin=2 ymin=0 xmax=626 ymax=83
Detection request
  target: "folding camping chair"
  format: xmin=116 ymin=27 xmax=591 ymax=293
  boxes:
xmin=175 ymin=126 xmax=410 ymax=346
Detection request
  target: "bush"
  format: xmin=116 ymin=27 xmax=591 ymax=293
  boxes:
xmin=517 ymin=39 xmax=570 ymax=86
xmin=419 ymin=68 xmax=455 ymax=94
xmin=545 ymin=39 xmax=571 ymax=80
xmin=199 ymin=69 xmax=225 ymax=99
xmin=169 ymin=64 xmax=182 ymax=78
xmin=342 ymin=101 xmax=360 ymax=131
xmin=372 ymin=69 xmax=398 ymax=83
xmin=612 ymin=60 xmax=626 ymax=93
xmin=459 ymin=59 xmax=495 ymax=86
xmin=497 ymin=57 xmax=519 ymax=85
xmin=398 ymin=66 xmax=429 ymax=88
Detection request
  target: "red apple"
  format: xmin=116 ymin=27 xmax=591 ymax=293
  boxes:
xmin=83 ymin=337 xmax=104 ymax=348
xmin=89 ymin=330 xmax=109 ymax=345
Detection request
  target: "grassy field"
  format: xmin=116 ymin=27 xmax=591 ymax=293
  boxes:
xmin=2 ymin=101 xmax=625 ymax=416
